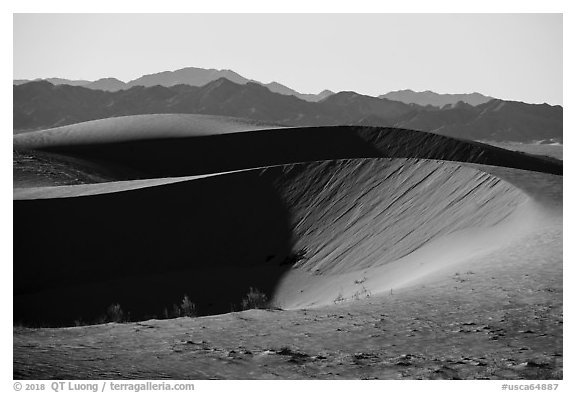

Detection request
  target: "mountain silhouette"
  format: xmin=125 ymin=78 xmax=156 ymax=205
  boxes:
xmin=380 ymin=89 xmax=493 ymax=107
xmin=14 ymin=79 xmax=562 ymax=142
xmin=319 ymin=92 xmax=413 ymax=122
xmin=126 ymin=67 xmax=248 ymax=88
xmin=13 ymin=78 xmax=91 ymax=87
xmin=85 ymin=78 xmax=127 ymax=92
xmin=393 ymin=99 xmax=562 ymax=142
xmin=14 ymin=67 xmax=333 ymax=102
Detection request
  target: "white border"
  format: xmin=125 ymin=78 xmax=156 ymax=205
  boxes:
xmin=3 ymin=2 xmax=572 ymax=391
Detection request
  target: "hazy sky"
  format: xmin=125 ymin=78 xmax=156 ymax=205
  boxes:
xmin=13 ymin=13 xmax=563 ymax=105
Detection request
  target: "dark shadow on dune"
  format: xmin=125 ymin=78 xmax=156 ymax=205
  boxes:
xmin=39 ymin=127 xmax=382 ymax=179
xmin=13 ymin=149 xmax=145 ymax=188
xmin=14 ymin=128 xmax=391 ymax=326
xmin=13 ymin=126 xmax=563 ymax=326
xmin=14 ymin=168 xmax=298 ymax=326
xmin=37 ymin=126 xmax=562 ymax=179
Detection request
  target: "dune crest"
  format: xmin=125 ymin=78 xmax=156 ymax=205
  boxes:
xmin=14 ymin=155 xmax=559 ymax=325
xmin=13 ymin=114 xmax=562 ymax=326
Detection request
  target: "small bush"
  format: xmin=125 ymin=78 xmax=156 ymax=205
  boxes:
xmin=180 ymin=295 xmax=197 ymax=317
xmin=73 ymin=319 xmax=87 ymax=327
xmin=241 ymin=287 xmax=269 ymax=310
xmin=352 ymin=286 xmax=371 ymax=301
xmin=333 ymin=293 xmax=345 ymax=304
xmin=106 ymin=303 xmax=125 ymax=323
xmin=161 ymin=295 xmax=198 ymax=319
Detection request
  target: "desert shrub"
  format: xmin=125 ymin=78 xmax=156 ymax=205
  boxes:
xmin=333 ymin=293 xmax=345 ymax=304
xmin=161 ymin=295 xmax=197 ymax=319
xmin=241 ymin=287 xmax=269 ymax=310
xmin=352 ymin=286 xmax=372 ymax=301
xmin=105 ymin=303 xmax=125 ymax=323
xmin=180 ymin=295 xmax=197 ymax=317
xmin=73 ymin=319 xmax=87 ymax=327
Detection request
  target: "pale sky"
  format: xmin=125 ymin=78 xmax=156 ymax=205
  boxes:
xmin=13 ymin=13 xmax=563 ymax=105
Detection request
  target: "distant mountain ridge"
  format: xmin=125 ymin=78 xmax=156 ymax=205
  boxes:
xmin=13 ymin=77 xmax=91 ymax=87
xmin=13 ymin=66 xmax=334 ymax=102
xmin=85 ymin=78 xmax=126 ymax=91
xmin=393 ymin=99 xmax=562 ymax=142
xmin=380 ymin=89 xmax=493 ymax=107
xmin=13 ymin=78 xmax=562 ymax=143
xmin=126 ymin=67 xmax=248 ymax=88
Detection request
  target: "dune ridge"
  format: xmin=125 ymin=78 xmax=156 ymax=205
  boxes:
xmin=13 ymin=115 xmax=562 ymax=184
xmin=13 ymin=114 xmax=282 ymax=147
xmin=13 ymin=155 xmax=557 ymax=325
xmin=13 ymin=114 xmax=562 ymax=327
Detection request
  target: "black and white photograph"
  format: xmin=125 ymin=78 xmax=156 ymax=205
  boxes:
xmin=6 ymin=3 xmax=571 ymax=389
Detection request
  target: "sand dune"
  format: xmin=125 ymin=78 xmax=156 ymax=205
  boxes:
xmin=13 ymin=113 xmax=281 ymax=147
xmin=13 ymin=114 xmax=562 ymax=379
xmin=13 ymin=155 xmax=560 ymax=326
xmin=13 ymin=115 xmax=561 ymax=185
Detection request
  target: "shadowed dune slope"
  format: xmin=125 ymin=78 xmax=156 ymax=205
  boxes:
xmin=13 ymin=115 xmax=562 ymax=180
xmin=14 ymin=168 xmax=295 ymax=325
xmin=13 ymin=156 xmax=559 ymax=326
xmin=13 ymin=149 xmax=145 ymax=188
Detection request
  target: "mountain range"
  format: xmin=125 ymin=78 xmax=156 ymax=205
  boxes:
xmin=380 ymin=89 xmax=493 ymax=107
xmin=14 ymin=77 xmax=562 ymax=143
xmin=13 ymin=66 xmax=493 ymax=107
xmin=13 ymin=67 xmax=335 ymax=103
